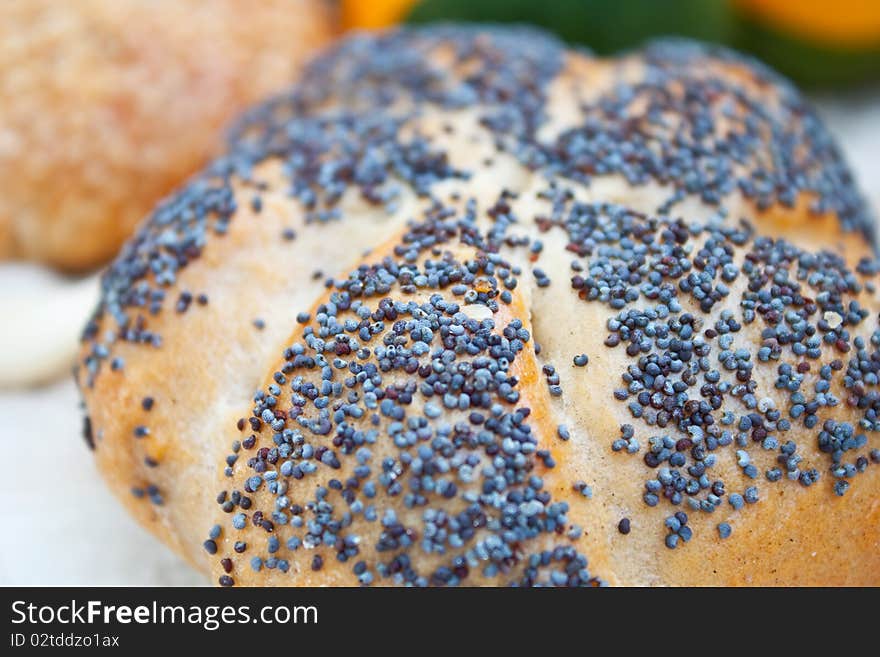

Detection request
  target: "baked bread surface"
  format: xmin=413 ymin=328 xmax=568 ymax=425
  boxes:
xmin=0 ymin=0 xmax=334 ymax=270
xmin=78 ymin=27 xmax=880 ymax=586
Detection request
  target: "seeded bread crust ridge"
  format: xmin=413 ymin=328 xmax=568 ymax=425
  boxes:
xmin=78 ymin=27 xmax=880 ymax=586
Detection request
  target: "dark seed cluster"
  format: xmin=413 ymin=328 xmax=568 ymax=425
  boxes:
xmin=551 ymin=196 xmax=879 ymax=541
xmin=550 ymin=39 xmax=873 ymax=241
xmin=79 ymin=26 xmax=562 ymax=388
xmin=216 ymin=216 xmax=600 ymax=587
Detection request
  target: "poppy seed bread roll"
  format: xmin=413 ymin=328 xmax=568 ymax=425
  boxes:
xmin=0 ymin=0 xmax=334 ymax=271
xmin=78 ymin=27 xmax=880 ymax=586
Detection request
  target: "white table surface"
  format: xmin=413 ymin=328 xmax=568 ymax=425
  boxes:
xmin=1 ymin=94 xmax=878 ymax=586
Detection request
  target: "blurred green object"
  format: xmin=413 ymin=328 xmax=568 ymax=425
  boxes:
xmin=409 ymin=0 xmax=734 ymax=54
xmin=404 ymin=0 xmax=880 ymax=87
xmin=738 ymin=19 xmax=880 ymax=87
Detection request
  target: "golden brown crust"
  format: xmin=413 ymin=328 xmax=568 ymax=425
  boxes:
xmin=0 ymin=0 xmax=335 ymax=271
xmin=79 ymin=27 xmax=880 ymax=586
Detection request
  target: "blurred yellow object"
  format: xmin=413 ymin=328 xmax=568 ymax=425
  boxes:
xmin=342 ymin=0 xmax=414 ymax=29
xmin=734 ymin=0 xmax=880 ymax=47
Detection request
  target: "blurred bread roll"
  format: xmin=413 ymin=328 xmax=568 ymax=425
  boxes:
xmin=0 ymin=0 xmax=335 ymax=271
